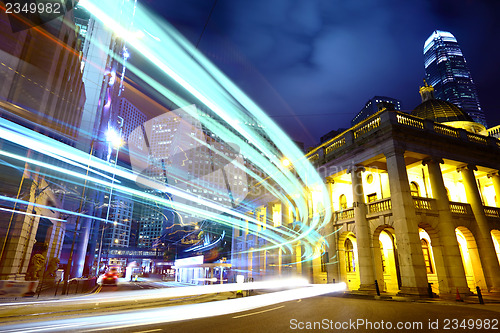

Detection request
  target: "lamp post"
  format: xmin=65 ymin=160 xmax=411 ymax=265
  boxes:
xmin=96 ymin=122 xmax=124 ymax=275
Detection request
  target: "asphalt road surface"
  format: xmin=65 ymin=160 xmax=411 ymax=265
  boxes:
xmin=115 ymin=295 xmax=500 ymax=333
xmin=1 ymin=291 xmax=499 ymax=333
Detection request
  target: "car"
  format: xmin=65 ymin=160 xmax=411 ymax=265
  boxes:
xmin=101 ymin=268 xmax=119 ymax=286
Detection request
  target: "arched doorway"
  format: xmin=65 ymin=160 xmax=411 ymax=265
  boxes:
xmin=456 ymin=227 xmax=487 ymax=290
xmin=491 ymin=230 xmax=500 ymax=265
xmin=419 ymin=229 xmax=438 ymax=292
xmin=378 ymin=230 xmax=400 ymax=292
xmin=312 ymin=241 xmax=328 ymax=283
xmin=339 ymin=233 xmax=360 ymax=290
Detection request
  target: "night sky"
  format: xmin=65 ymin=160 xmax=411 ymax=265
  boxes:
xmin=141 ymin=0 xmax=500 ymax=147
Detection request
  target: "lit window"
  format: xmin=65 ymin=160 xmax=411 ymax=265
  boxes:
xmin=421 ymin=239 xmax=434 ymax=274
xmin=339 ymin=194 xmax=347 ymax=210
xmin=410 ymin=182 xmax=420 ymax=197
xmin=345 ymin=238 xmax=355 ymax=273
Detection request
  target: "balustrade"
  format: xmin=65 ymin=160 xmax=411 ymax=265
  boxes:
xmin=335 ymin=208 xmax=354 ymax=221
xmin=396 ymin=114 xmax=424 ymax=129
xmin=484 ymin=206 xmax=500 ymax=218
xmin=449 ymin=202 xmax=472 ymax=215
xmin=367 ymin=198 xmax=392 ymax=214
xmin=413 ymin=197 xmax=433 ymax=210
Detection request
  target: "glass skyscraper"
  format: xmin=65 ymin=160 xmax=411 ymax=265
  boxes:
xmin=423 ymin=30 xmax=487 ymax=126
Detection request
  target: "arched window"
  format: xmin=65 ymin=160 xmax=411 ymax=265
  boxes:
xmin=339 ymin=194 xmax=347 ymax=210
xmin=345 ymin=238 xmax=355 ymax=272
xmin=421 ymin=239 xmax=434 ymax=274
xmin=410 ymin=182 xmax=420 ymax=197
xmin=320 ymin=244 xmax=328 ymax=273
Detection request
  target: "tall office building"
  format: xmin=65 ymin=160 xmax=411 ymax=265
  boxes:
xmin=351 ymin=96 xmax=401 ymax=127
xmin=423 ymin=30 xmax=487 ymax=127
xmin=117 ymin=97 xmax=147 ymax=148
xmin=130 ymin=106 xmax=248 ymax=251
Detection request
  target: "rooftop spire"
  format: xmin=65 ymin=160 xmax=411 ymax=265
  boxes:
xmin=419 ymin=80 xmax=435 ymax=102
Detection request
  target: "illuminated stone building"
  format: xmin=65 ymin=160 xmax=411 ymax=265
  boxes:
xmin=234 ymin=86 xmax=500 ymax=297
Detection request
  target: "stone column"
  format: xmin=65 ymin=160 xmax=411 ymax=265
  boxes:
xmin=349 ymin=166 xmax=376 ymax=291
xmin=294 ymin=243 xmax=302 ymax=276
xmin=488 ymin=172 xmax=500 ymax=207
xmin=458 ymin=165 xmax=500 ymax=291
xmin=424 ymin=158 xmax=469 ymax=294
xmin=325 ymin=180 xmax=340 ymax=283
xmin=282 ymin=201 xmax=291 ymax=225
xmin=385 ymin=148 xmax=428 ymax=295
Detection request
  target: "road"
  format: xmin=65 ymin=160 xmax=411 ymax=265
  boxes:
xmin=1 ymin=285 xmax=499 ymax=333
xmin=151 ymin=296 xmax=499 ymax=333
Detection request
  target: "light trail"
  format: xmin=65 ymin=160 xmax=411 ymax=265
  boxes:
xmin=75 ymin=0 xmax=333 ymax=260
xmin=0 ymin=207 xmax=66 ymax=223
xmin=0 ymin=282 xmax=347 ymax=332
xmin=0 ymin=0 xmax=335 ymax=263
xmin=0 ymin=278 xmax=311 ymax=307
xmin=0 ymin=116 xmax=303 ymax=251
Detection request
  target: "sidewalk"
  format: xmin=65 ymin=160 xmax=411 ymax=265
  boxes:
xmin=0 ymin=276 xmax=226 ymax=303
xmin=340 ymin=289 xmax=500 ymax=312
xmin=0 ymin=279 xmax=99 ymax=303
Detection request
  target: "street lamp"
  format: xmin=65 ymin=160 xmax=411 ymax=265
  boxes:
xmin=96 ymin=123 xmax=124 ymax=274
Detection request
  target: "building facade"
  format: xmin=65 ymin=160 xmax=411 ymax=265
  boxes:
xmin=424 ymin=30 xmax=487 ymax=127
xmin=233 ymin=100 xmax=500 ymax=297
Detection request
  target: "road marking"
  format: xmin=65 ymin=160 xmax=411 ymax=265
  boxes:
xmin=232 ymin=305 xmax=285 ymax=319
xmin=91 ymin=285 xmax=102 ymax=295
xmin=84 ymin=323 xmax=162 ymax=332
xmin=0 ymin=322 xmax=84 ymax=333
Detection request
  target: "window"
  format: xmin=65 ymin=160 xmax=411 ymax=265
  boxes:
xmin=421 ymin=239 xmax=434 ymax=274
xmin=345 ymin=238 xmax=355 ymax=273
xmin=339 ymin=194 xmax=347 ymax=210
xmin=410 ymin=181 xmax=420 ymax=197
xmin=367 ymin=193 xmax=377 ymax=203
xmin=321 ymin=251 xmax=328 ymax=272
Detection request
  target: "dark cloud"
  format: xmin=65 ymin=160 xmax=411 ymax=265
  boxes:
xmin=144 ymin=0 xmax=500 ymax=147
